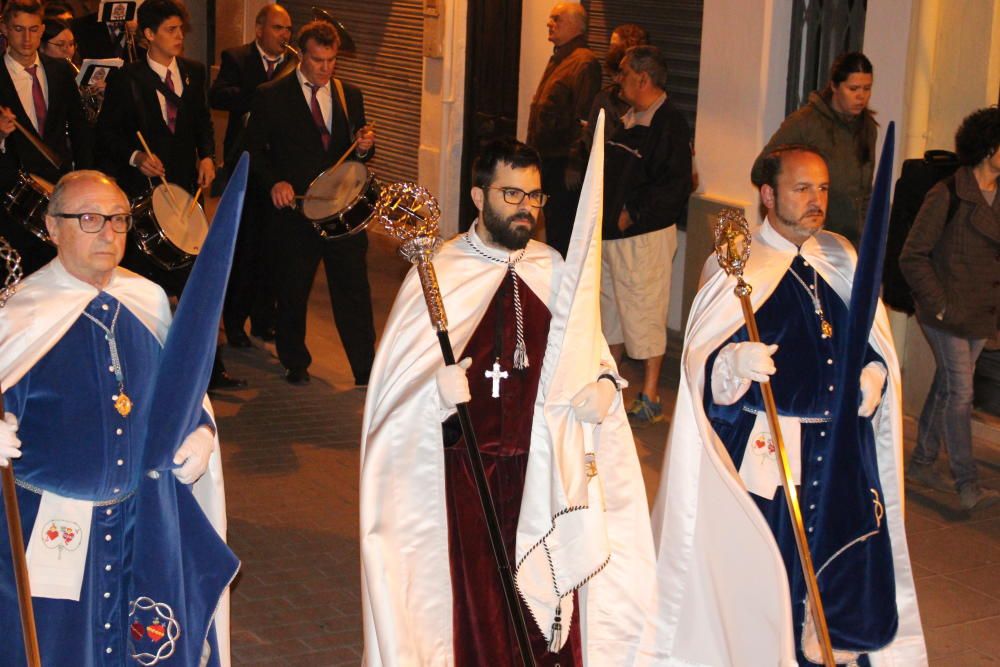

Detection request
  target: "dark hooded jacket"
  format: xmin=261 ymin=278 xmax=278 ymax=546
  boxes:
xmin=761 ymin=91 xmax=878 ymax=246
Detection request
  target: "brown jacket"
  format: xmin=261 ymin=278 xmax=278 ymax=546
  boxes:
xmin=527 ymin=35 xmax=601 ymax=159
xmin=899 ymin=166 xmax=1000 ymax=339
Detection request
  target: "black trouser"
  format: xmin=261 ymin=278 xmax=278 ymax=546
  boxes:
xmin=272 ymin=208 xmax=375 ymax=383
xmin=540 ymin=156 xmax=579 ymax=259
xmin=223 ymin=188 xmax=276 ymax=337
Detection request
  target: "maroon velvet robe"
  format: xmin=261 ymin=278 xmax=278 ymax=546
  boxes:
xmin=444 ymin=271 xmax=583 ymax=666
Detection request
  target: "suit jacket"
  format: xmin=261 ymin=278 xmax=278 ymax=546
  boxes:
xmin=244 ymin=71 xmax=370 ymax=197
xmin=95 ymin=56 xmax=214 ymax=197
xmin=0 ymin=53 xmax=92 ymax=190
xmin=209 ymin=41 xmax=296 ymax=162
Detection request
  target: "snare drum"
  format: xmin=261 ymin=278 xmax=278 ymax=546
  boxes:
xmin=3 ymin=171 xmax=55 ymax=244
xmin=301 ymin=161 xmax=380 ymax=240
xmin=131 ymin=183 xmax=209 ymax=270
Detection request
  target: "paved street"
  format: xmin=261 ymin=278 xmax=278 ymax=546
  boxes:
xmin=214 ymin=232 xmax=999 ymax=666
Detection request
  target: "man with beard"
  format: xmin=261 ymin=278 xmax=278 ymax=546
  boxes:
xmin=641 ymin=145 xmax=925 ymax=665
xmin=360 ymin=139 xmax=655 ymax=665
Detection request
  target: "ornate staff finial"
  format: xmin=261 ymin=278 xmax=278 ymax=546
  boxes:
xmin=373 ymin=182 xmax=447 ymax=332
xmin=0 ymin=236 xmax=23 ymax=307
xmin=713 ymin=208 xmax=752 ymax=298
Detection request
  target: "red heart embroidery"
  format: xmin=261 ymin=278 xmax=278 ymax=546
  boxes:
xmin=46 ymin=526 xmax=59 ymax=542
xmin=130 ymin=622 xmax=145 ymax=641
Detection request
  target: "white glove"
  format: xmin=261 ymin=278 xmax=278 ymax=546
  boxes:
xmin=172 ymin=425 xmax=215 ymax=485
xmin=731 ymin=342 xmax=778 ymax=382
xmin=0 ymin=412 xmax=22 ymax=468
xmin=712 ymin=342 xmax=778 ymax=406
xmin=436 ymin=357 xmax=472 ymax=410
xmin=858 ymin=362 xmax=887 ymax=417
xmin=571 ymin=378 xmax=618 ymax=424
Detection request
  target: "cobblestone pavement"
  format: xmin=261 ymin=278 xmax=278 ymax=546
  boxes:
xmin=215 ymin=233 xmax=999 ymax=666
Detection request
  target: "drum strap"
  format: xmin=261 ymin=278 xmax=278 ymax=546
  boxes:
xmin=333 ymin=78 xmax=353 ymax=138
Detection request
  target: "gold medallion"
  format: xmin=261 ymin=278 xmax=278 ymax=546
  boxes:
xmin=115 ymin=391 xmax=133 ymax=417
xmin=821 ymin=319 xmax=834 ymax=339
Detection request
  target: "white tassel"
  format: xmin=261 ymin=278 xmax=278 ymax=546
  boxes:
xmin=547 ymin=602 xmax=562 ymax=653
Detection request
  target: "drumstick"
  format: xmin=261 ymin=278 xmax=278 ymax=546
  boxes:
xmin=7 ymin=116 xmax=62 ymax=170
xmin=183 ymin=187 xmax=202 ymax=220
xmin=136 ymin=131 xmax=182 ymax=216
xmin=329 ymin=120 xmax=376 ymax=173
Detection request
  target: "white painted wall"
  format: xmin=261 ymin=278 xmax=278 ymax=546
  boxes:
xmin=417 ymin=0 xmax=467 ymax=239
xmin=691 ymin=0 xmax=791 ymax=221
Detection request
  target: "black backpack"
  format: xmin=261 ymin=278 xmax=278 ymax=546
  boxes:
xmin=883 ymin=150 xmax=961 ymax=314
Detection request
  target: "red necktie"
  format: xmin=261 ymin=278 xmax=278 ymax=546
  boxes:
xmin=264 ymin=57 xmax=277 ymax=80
xmin=308 ymin=83 xmax=331 ymax=151
xmin=164 ymin=69 xmax=178 ymax=133
xmin=25 ymin=65 xmax=46 ymax=138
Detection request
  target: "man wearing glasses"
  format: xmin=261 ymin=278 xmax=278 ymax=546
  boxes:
xmin=0 ymin=170 xmax=230 ymax=665
xmin=361 ymin=139 xmax=654 ymax=665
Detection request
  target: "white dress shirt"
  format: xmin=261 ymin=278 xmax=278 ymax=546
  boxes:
xmin=255 ymin=42 xmax=284 ymax=77
xmin=3 ymin=51 xmax=48 ymax=133
xmin=296 ymin=67 xmax=332 ymax=134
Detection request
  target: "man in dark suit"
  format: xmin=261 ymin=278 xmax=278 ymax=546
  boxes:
xmin=95 ymin=0 xmax=213 ymax=200
xmin=210 ymin=3 xmax=294 ymax=347
xmin=0 ymin=0 xmax=92 ymax=275
xmin=96 ymin=0 xmax=244 ymax=390
xmin=244 ymin=19 xmax=376 ymax=386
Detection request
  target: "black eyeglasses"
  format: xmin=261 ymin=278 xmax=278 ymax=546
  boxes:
xmin=52 ymin=212 xmax=134 ymax=234
xmin=486 ymin=186 xmax=549 ymax=208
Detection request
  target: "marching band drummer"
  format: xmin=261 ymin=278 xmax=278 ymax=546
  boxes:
xmin=0 ymin=0 xmax=92 ymax=275
xmin=210 ymin=3 xmax=295 ymax=348
xmin=244 ymin=18 xmax=376 ymax=387
xmin=95 ymin=0 xmax=246 ymax=390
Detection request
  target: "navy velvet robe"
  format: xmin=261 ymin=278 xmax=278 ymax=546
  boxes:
xmin=0 ymin=293 xmax=212 ymax=666
xmin=705 ymin=255 xmax=897 ymax=661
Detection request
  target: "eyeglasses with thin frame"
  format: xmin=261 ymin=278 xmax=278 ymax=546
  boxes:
xmin=51 ymin=212 xmax=134 ymax=234
xmin=485 ymin=186 xmax=549 ymax=208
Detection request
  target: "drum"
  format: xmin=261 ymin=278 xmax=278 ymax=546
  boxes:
xmin=131 ymin=183 xmax=209 ymax=270
xmin=300 ymin=161 xmax=380 ymax=240
xmin=3 ymin=171 xmax=55 ymax=244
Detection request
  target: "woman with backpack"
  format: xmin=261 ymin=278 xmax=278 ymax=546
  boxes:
xmin=900 ymin=106 xmax=1000 ymax=511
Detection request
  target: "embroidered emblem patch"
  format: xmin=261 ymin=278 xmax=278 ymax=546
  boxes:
xmin=750 ymin=432 xmax=776 ymax=461
xmin=41 ymin=519 xmax=82 ymax=560
xmin=128 ymin=596 xmax=181 ymax=665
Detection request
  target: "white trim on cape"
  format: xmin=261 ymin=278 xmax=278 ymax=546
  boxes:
xmin=637 ymin=220 xmax=927 ymax=666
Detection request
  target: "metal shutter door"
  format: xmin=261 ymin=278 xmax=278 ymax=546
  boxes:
xmin=284 ymin=1 xmax=423 ymax=184
xmin=582 ymin=0 xmax=704 ymax=131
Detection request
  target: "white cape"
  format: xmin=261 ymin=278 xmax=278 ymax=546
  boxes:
xmin=361 ymin=114 xmax=655 ymax=666
xmin=638 ymin=221 xmax=926 ymax=666
xmin=0 ymin=258 xmax=233 ymax=667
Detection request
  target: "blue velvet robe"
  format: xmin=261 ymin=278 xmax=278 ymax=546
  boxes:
xmin=705 ymin=255 xmax=898 ymax=662
xmin=0 ymin=293 xmax=213 ymax=667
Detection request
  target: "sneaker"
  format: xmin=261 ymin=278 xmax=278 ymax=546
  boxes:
xmin=627 ymin=393 xmax=664 ymax=427
xmin=905 ymin=461 xmax=954 ymax=494
xmin=958 ymin=483 xmax=1000 ymax=511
